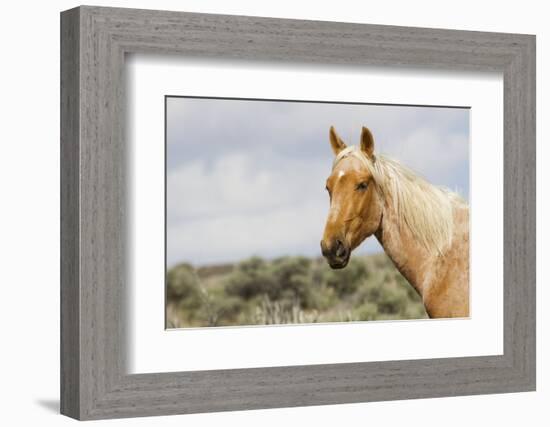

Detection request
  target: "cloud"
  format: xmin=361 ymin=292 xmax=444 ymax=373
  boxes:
xmin=166 ymin=97 xmax=469 ymax=266
xmin=382 ymin=126 xmax=469 ymax=196
xmin=167 ymin=150 xmax=333 ymax=265
xmin=168 ymin=199 xmax=327 ymax=265
xmin=167 ymin=152 xmax=327 ymax=222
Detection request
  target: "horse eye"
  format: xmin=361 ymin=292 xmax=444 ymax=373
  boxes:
xmin=356 ymin=181 xmax=368 ymax=191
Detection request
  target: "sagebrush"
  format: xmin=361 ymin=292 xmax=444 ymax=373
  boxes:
xmin=166 ymin=253 xmax=427 ymax=328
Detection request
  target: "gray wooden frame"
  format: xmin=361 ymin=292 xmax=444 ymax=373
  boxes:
xmin=60 ymin=5 xmax=536 ymax=421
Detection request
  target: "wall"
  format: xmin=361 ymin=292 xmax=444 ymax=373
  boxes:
xmin=0 ymin=0 xmax=546 ymax=425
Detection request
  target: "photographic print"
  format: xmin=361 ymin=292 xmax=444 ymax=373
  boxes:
xmin=166 ymin=96 xmax=470 ymax=328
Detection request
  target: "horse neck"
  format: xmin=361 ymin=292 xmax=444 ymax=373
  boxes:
xmin=374 ymin=199 xmax=434 ymax=299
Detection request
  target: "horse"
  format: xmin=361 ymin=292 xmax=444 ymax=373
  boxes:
xmin=320 ymin=126 xmax=469 ymax=318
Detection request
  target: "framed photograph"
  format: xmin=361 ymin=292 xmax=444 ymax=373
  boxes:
xmin=60 ymin=5 xmax=535 ymax=420
xmin=164 ymin=97 xmax=470 ymax=329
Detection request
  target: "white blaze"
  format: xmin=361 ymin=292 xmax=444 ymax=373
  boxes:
xmin=328 ymin=171 xmax=345 ymax=222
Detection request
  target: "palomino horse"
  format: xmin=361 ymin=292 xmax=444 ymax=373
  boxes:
xmin=320 ymin=126 xmax=469 ymax=318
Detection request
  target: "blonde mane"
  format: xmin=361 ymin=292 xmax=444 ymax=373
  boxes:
xmin=333 ymin=146 xmax=465 ymax=255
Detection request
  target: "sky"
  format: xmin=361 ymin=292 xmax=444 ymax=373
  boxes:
xmin=166 ymin=97 xmax=469 ymax=267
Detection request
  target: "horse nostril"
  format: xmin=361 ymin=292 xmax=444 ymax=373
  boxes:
xmin=335 ymin=240 xmax=348 ymax=258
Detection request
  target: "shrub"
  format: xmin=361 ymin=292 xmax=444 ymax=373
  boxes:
xmin=167 ymin=253 xmax=428 ymax=327
xmin=323 ymin=257 xmax=369 ymax=297
xmin=166 ymin=263 xmax=200 ymax=302
xmin=354 ymin=302 xmax=379 ymax=321
xmin=269 ymin=256 xmax=313 ymax=307
xmin=198 ymin=291 xmax=244 ymax=327
xmin=377 ymin=284 xmax=409 ymax=315
xmin=225 ymin=257 xmax=275 ymax=300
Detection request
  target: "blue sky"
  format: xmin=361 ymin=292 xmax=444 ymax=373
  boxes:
xmin=166 ymin=97 xmax=469 ymax=267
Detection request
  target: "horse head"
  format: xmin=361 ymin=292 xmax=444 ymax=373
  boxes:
xmin=320 ymin=126 xmax=384 ymax=269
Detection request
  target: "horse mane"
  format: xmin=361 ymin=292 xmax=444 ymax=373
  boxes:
xmin=333 ymin=146 xmax=465 ymax=256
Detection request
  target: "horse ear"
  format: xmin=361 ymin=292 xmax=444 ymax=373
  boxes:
xmin=329 ymin=126 xmax=346 ymax=155
xmin=360 ymin=126 xmax=375 ymax=158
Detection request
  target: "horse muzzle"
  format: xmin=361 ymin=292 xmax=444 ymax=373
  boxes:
xmin=320 ymin=239 xmax=350 ymax=269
